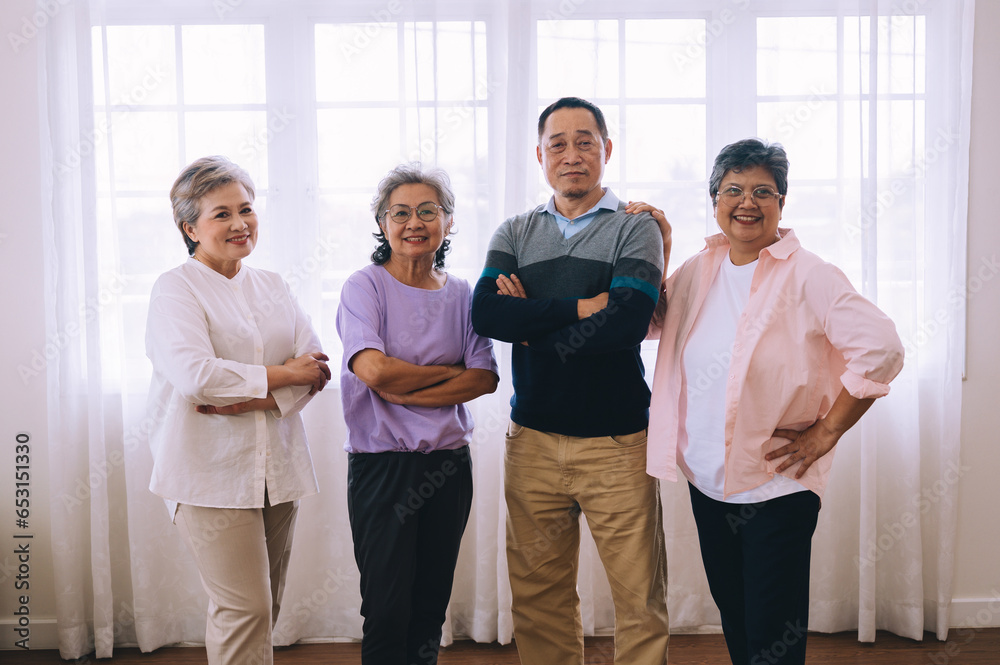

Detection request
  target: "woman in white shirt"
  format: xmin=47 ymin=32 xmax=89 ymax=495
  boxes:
xmin=145 ymin=156 xmax=331 ymax=665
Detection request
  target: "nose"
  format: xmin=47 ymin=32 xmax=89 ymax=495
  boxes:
xmin=737 ymin=192 xmax=757 ymax=209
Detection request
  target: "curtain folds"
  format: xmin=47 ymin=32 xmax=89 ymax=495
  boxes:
xmin=38 ymin=0 xmax=973 ymax=658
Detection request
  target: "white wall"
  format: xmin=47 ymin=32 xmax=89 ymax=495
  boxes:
xmin=0 ymin=0 xmax=58 ymax=651
xmin=952 ymin=0 xmax=1000 ymax=628
xmin=0 ymin=0 xmax=997 ymax=651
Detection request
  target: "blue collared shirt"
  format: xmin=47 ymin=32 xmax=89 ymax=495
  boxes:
xmin=545 ymin=188 xmax=619 ymax=238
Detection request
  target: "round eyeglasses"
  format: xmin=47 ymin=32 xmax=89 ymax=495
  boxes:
xmin=381 ymin=202 xmax=443 ymax=224
xmin=715 ymin=186 xmax=784 ymax=208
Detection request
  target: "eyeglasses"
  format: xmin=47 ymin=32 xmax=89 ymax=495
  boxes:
xmin=715 ymin=186 xmax=784 ymax=208
xmin=381 ymin=202 xmax=443 ymax=224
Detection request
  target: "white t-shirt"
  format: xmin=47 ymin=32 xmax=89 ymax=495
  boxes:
xmin=680 ymin=254 xmax=808 ymax=503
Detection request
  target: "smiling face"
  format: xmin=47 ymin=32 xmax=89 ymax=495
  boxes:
xmin=714 ymin=165 xmax=783 ymax=265
xmin=537 ymin=107 xmax=612 ymax=207
xmin=380 ymin=183 xmax=451 ymax=269
xmin=183 ymin=181 xmax=258 ymax=278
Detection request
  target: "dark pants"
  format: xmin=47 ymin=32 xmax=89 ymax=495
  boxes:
xmin=348 ymin=446 xmax=473 ymax=665
xmin=688 ymin=483 xmax=820 ymax=665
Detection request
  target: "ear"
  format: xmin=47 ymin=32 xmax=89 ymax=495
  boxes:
xmin=182 ymin=221 xmax=198 ymax=242
xmin=604 ymin=138 xmax=613 ymax=164
xmin=536 ymin=144 xmax=543 ymax=166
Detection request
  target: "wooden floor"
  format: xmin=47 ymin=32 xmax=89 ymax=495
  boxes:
xmin=11 ymin=630 xmax=1000 ymax=664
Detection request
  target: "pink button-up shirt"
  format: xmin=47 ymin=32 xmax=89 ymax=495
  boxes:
xmin=647 ymin=229 xmax=904 ymax=499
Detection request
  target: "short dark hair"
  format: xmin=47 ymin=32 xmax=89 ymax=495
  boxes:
xmin=370 ymin=162 xmax=455 ymax=270
xmin=709 ymin=138 xmax=789 ymax=208
xmin=537 ymin=97 xmax=609 ymax=143
xmin=170 ymin=156 xmax=256 ymax=256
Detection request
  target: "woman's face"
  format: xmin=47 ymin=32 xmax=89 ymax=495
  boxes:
xmin=184 ymin=181 xmax=258 ymax=278
xmin=713 ymin=164 xmax=783 ymax=265
xmin=380 ymin=183 xmax=450 ymax=266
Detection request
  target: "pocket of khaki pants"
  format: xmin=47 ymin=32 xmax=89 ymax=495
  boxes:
xmin=609 ymin=429 xmax=647 ymax=447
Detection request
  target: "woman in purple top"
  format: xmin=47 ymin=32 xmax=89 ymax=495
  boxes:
xmin=336 ymin=163 xmax=499 ymax=665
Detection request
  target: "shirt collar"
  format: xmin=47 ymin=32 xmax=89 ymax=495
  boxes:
xmin=543 ymin=187 xmax=619 ymax=220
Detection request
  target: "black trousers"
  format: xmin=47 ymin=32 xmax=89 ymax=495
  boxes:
xmin=348 ymin=446 xmax=473 ymax=665
xmin=688 ymin=483 xmax=820 ymax=665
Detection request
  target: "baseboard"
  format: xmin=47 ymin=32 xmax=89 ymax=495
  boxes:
xmin=0 ymin=617 xmax=58 ymax=651
xmin=948 ymin=597 xmax=1000 ymax=629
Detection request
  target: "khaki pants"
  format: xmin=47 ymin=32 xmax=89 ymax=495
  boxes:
xmin=175 ymin=498 xmax=298 ymax=665
xmin=504 ymin=423 xmax=669 ymax=665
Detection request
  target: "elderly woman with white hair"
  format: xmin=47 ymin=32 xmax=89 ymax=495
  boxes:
xmin=337 ymin=162 xmax=499 ymax=665
xmin=145 ymin=155 xmax=330 ymax=665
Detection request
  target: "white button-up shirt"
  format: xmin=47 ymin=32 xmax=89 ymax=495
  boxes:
xmin=145 ymin=259 xmax=321 ymax=519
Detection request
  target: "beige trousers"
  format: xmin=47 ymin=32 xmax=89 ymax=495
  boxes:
xmin=175 ymin=497 xmax=299 ymax=665
xmin=504 ymin=423 xmax=669 ymax=665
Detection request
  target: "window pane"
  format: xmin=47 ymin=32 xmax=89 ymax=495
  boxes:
xmin=757 ymin=101 xmax=838 ymax=180
xmin=318 ymin=108 xmax=400 ymax=188
xmin=316 ymin=24 xmax=399 ymax=103
xmin=111 ymin=111 xmax=180 ymax=190
xmin=758 ymin=18 xmax=838 ymax=97
xmin=182 ymin=25 xmax=266 ymax=105
xmin=625 ymin=19 xmax=705 ymax=98
xmin=537 ymin=20 xmax=619 ymax=100
xmin=184 ymin=110 xmax=270 ymax=189
xmin=404 ymin=22 xmax=484 ymax=102
xmin=624 ymin=104 xmax=706 ymax=183
xmin=105 ymin=25 xmax=177 ymax=106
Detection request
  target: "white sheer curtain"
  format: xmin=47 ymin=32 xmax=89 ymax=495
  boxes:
xmin=38 ymin=0 xmax=972 ymax=658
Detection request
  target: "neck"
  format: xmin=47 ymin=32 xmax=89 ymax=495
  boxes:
xmin=384 ymin=256 xmax=445 ymax=289
xmin=553 ymin=187 xmax=604 ymax=220
xmin=194 ymin=253 xmax=241 ymax=279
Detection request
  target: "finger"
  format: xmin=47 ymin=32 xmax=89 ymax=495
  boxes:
xmin=764 ymin=442 xmax=797 ymax=461
xmin=772 ymin=429 xmax=800 ymax=441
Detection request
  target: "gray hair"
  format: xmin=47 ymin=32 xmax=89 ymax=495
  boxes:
xmin=170 ymin=156 xmax=256 ymax=256
xmin=370 ymin=162 xmax=455 ymax=269
xmin=709 ymin=138 xmax=789 ymax=207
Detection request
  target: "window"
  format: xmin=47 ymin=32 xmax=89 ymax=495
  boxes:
xmin=87 ymin=1 xmax=937 ymax=394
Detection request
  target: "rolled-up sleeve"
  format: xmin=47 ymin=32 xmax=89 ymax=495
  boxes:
xmin=809 ymin=265 xmax=905 ymax=399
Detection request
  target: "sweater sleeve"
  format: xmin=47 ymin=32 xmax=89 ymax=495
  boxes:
xmin=528 ymin=215 xmax=663 ymax=357
xmin=471 ymin=219 xmax=579 ymax=343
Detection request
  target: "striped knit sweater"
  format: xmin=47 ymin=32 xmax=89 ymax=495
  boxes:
xmin=471 ymin=199 xmax=663 ymax=436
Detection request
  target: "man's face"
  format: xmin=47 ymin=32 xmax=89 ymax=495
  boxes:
xmin=537 ymin=107 xmax=612 ymax=201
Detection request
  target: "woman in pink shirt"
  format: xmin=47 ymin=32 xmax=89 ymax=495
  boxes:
xmin=646 ymin=138 xmax=904 ymax=665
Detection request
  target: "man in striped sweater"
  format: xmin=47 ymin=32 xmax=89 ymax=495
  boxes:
xmin=471 ymin=97 xmax=670 ymax=665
